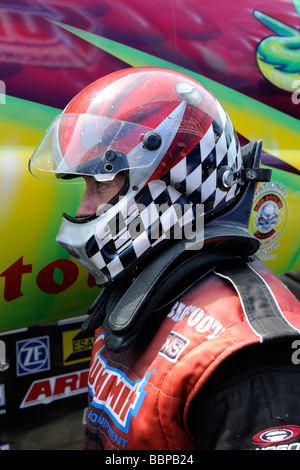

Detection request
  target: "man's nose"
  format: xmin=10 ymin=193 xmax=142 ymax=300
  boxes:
xmin=76 ymin=188 xmax=97 ymax=217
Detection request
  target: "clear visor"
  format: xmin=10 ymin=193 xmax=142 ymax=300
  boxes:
xmin=29 ymin=103 xmax=186 ymax=183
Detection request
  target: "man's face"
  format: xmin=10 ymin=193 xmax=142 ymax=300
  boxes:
xmin=76 ymin=173 xmax=125 ymax=217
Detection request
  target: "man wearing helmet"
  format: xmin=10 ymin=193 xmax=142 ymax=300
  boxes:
xmin=29 ymin=67 xmax=300 ymax=450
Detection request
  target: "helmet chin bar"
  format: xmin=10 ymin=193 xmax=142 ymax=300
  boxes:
xmin=56 ymin=214 xmax=110 ymax=285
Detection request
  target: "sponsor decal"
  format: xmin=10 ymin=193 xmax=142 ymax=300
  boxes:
xmin=20 ymin=369 xmax=89 ymax=408
xmin=167 ymin=301 xmax=225 ymax=339
xmin=16 ymin=336 xmax=50 ymax=376
xmin=159 ymin=331 xmax=189 ymax=362
xmin=253 ymin=425 xmax=300 ymax=450
xmin=88 ymin=333 xmax=150 ymax=433
xmin=62 ymin=329 xmax=94 ymax=366
xmin=250 ymin=181 xmax=288 ymax=261
xmin=87 ymin=410 xmax=129 ymax=449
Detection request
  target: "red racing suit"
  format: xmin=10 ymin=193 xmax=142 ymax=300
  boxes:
xmin=84 ymin=258 xmax=300 ymax=450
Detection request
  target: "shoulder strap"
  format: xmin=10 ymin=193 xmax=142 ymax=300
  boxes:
xmin=214 ymin=259 xmax=300 ymax=342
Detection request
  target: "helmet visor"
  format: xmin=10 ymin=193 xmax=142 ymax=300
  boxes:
xmin=29 ymin=105 xmax=185 ymax=183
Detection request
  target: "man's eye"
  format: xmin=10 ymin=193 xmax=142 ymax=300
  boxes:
xmin=96 ymin=181 xmax=106 ymax=189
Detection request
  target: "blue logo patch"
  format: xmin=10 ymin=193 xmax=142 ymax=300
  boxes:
xmin=17 ymin=336 xmax=50 ymax=376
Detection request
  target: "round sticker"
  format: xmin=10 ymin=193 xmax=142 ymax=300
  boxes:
xmin=252 ymin=425 xmax=300 ymax=445
xmin=250 ymin=181 xmax=288 ymax=260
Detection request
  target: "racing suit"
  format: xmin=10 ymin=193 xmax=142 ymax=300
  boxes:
xmin=84 ymin=257 xmax=300 ymax=450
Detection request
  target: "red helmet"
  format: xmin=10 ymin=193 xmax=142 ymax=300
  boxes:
xmin=29 ymin=67 xmax=245 ymax=285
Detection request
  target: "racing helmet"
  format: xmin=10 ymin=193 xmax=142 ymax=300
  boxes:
xmin=29 ymin=67 xmax=248 ymax=286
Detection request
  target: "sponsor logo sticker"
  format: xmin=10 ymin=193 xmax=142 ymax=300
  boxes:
xmin=250 ymin=181 xmax=288 ymax=261
xmin=88 ymin=333 xmax=150 ymax=433
xmin=20 ymin=369 xmax=89 ymax=408
xmin=16 ymin=336 xmax=50 ymax=376
xmin=159 ymin=331 xmax=189 ymax=362
xmin=253 ymin=425 xmax=300 ymax=446
xmin=62 ymin=329 xmax=94 ymax=366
